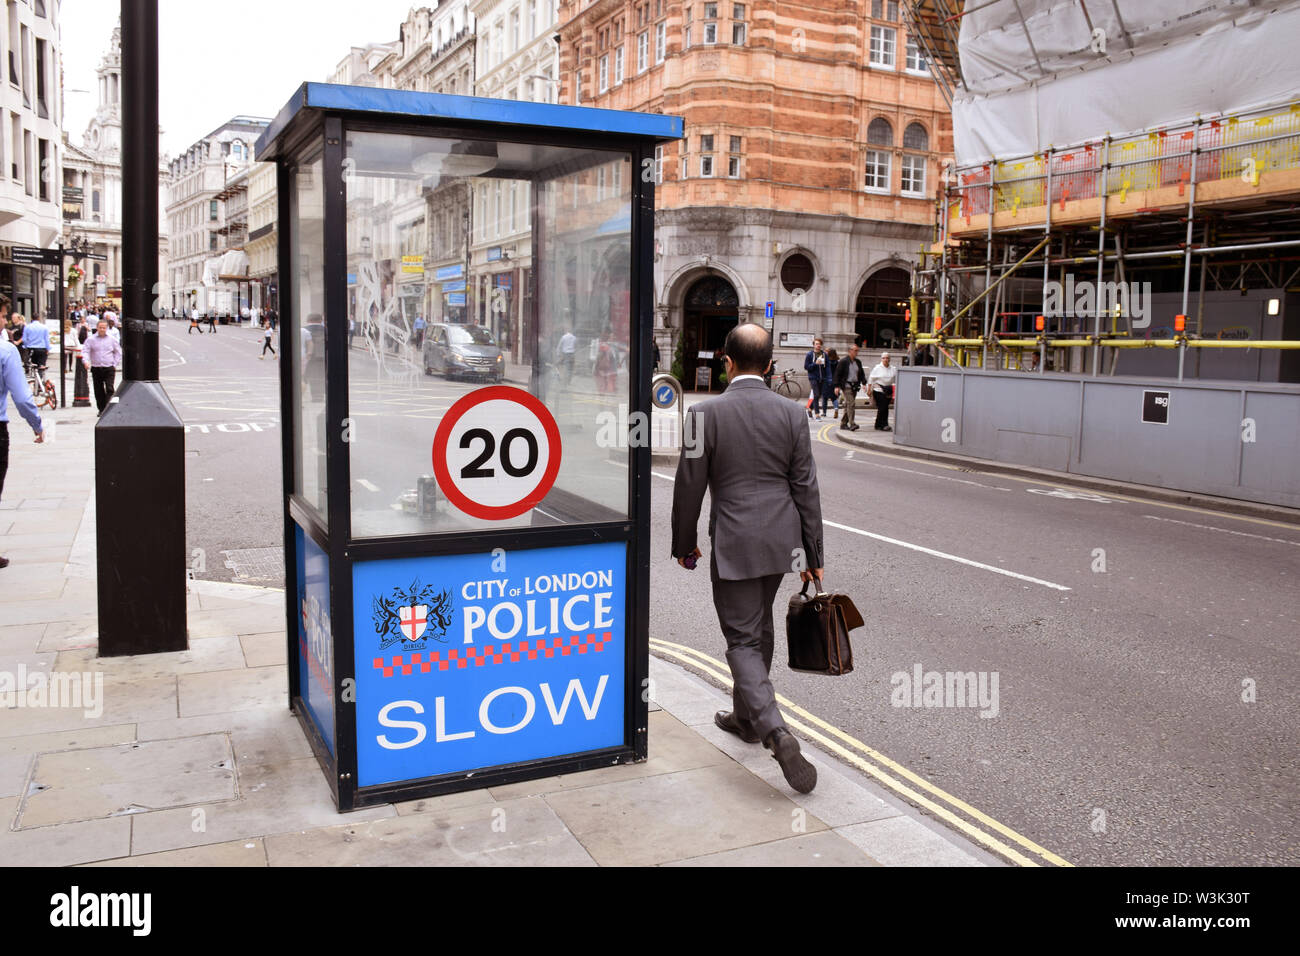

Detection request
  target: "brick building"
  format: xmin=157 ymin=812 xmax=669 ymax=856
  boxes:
xmin=557 ymin=0 xmax=951 ymax=386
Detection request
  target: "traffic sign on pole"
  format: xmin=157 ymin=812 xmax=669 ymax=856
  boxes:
xmin=432 ymin=386 xmax=562 ymax=520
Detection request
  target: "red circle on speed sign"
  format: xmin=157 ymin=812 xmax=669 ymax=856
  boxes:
xmin=432 ymin=386 xmax=562 ymax=520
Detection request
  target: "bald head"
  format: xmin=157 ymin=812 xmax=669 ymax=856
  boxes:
xmin=722 ymin=323 xmax=773 ymax=375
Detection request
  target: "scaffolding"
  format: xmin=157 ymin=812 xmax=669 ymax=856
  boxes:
xmin=910 ymin=99 xmax=1300 ymax=378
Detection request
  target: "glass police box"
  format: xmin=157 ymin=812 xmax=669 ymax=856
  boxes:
xmin=255 ymin=84 xmax=681 ymax=811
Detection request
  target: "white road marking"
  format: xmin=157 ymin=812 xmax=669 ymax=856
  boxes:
xmin=357 ymin=479 xmax=380 ymax=492
xmin=163 ymin=345 xmax=187 ymax=366
xmin=1142 ymin=514 xmax=1300 ymax=547
xmin=1027 ymin=487 xmax=1114 ymax=503
xmin=823 ymin=520 xmax=1073 ymax=591
xmin=649 ymin=467 xmax=1070 ymax=590
xmin=848 ymin=456 xmax=1013 ymax=491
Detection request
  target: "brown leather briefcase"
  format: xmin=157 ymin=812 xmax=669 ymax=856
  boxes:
xmin=786 ymin=580 xmax=862 ymax=676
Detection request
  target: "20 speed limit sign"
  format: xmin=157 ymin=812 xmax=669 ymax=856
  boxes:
xmin=432 ymin=386 xmax=562 ymax=520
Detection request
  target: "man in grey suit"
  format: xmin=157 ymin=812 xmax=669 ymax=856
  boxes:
xmin=671 ymin=323 xmax=824 ymax=793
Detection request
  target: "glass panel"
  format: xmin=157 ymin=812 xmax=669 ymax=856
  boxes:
xmin=291 ymin=143 xmax=328 ymax=521
xmin=345 ymin=129 xmax=633 ymax=538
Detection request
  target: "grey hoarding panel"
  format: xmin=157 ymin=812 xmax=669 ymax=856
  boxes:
xmin=896 ymin=368 xmax=1300 ymax=509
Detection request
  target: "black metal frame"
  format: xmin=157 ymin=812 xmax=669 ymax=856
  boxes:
xmin=274 ymin=106 xmax=664 ymax=812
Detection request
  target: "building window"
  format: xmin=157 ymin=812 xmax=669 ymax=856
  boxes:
xmin=574 ymin=65 xmax=582 ymax=102
xmin=614 ymin=46 xmax=624 ymax=84
xmin=733 ymin=4 xmax=747 ymax=44
xmin=703 ymin=2 xmax=718 ymax=44
xmin=637 ymin=31 xmax=648 ymax=72
xmin=210 ymin=199 xmax=218 ymax=220
xmin=599 ymin=54 xmax=609 ymax=92
xmin=728 ymin=135 xmax=741 ymax=177
xmin=699 ymin=134 xmax=714 ymax=177
xmin=780 ymin=254 xmax=815 ymax=294
xmin=210 ymin=232 xmax=218 ymax=251
xmin=901 ymin=154 xmax=926 ymax=196
xmin=597 ymin=165 xmax=607 ymax=199
xmin=680 ymin=153 xmax=688 ymax=180
xmin=865 ymin=151 xmax=891 ymax=192
xmin=872 ymin=0 xmax=899 ymax=20
xmin=906 ymin=37 xmax=928 ymax=73
xmin=654 ymin=144 xmax=664 ymax=184
xmin=870 ymin=26 xmax=896 ymax=67
xmin=684 ymin=6 xmax=692 ymax=48
xmin=37 ymin=138 xmax=48 ymax=200
xmin=903 ymin=122 xmax=929 ymax=151
xmin=510 ymin=8 xmax=520 ymax=52
xmin=655 ymin=21 xmax=666 ymax=62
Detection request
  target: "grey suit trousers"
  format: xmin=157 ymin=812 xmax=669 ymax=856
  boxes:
xmin=711 ymin=569 xmax=787 ymax=740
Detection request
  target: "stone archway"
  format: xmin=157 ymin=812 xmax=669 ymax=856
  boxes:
xmin=680 ymin=275 xmax=739 ymax=392
xmin=854 ymin=267 xmax=911 ymax=351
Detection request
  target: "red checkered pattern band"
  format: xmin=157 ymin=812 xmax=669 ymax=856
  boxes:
xmin=372 ymin=632 xmax=614 ymax=677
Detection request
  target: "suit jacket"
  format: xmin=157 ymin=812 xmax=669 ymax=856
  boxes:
xmin=671 ymin=377 xmax=824 ymax=580
xmin=834 ymin=355 xmax=865 ymax=391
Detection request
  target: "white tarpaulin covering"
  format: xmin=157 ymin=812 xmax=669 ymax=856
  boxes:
xmin=952 ymin=0 xmax=1300 ymax=164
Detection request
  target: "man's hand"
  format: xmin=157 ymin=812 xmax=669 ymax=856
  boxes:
xmin=677 ymin=547 xmax=702 ymax=569
xmin=33 ymin=431 xmax=44 ymax=444
xmin=799 ymin=567 xmax=824 ymax=586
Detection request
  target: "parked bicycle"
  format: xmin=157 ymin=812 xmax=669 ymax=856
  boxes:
xmin=23 ymin=359 xmax=57 ymax=410
xmin=769 ymin=362 xmax=801 ymax=398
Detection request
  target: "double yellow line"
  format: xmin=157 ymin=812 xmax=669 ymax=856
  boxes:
xmin=649 ymin=637 xmax=1072 ymax=868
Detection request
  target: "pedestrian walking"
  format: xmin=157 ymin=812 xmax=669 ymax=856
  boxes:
xmin=1 ymin=328 xmax=45 ymax=568
xmin=825 ymin=349 xmax=841 ymax=418
xmin=414 ymin=314 xmax=426 ymax=349
xmin=671 ymin=324 xmax=824 ymax=794
xmin=868 ymin=351 xmax=896 ymax=431
xmin=556 ymin=326 xmax=577 ymax=385
xmin=9 ymin=314 xmax=26 ymax=368
xmin=593 ymin=330 xmax=618 ymax=394
xmin=83 ymin=320 xmax=123 ymax=415
xmin=260 ymin=323 xmax=276 ymax=359
xmin=833 ymin=343 xmax=865 ymax=431
xmin=803 ymin=336 xmax=831 ymax=420
xmin=189 ymin=308 xmax=203 ymax=334
xmin=206 ymin=312 xmax=218 ymax=333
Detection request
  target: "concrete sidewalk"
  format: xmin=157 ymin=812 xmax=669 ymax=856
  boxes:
xmin=0 ymin=402 xmax=1000 ymax=867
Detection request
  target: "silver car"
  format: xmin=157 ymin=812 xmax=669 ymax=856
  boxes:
xmin=422 ymin=322 xmax=504 ymax=382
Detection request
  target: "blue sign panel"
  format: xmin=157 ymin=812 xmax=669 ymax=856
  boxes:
xmin=295 ymin=525 xmax=335 ymax=754
xmin=447 ymin=293 xmax=466 ymax=305
xmin=352 ymin=542 xmax=627 ymax=787
xmin=487 ymin=246 xmax=502 ymax=262
xmin=765 ymin=300 xmax=774 ymax=320
xmin=653 ymin=382 xmax=677 ymax=409
xmin=441 ymin=280 xmax=466 ymax=293
xmin=435 ymin=264 xmax=463 ymax=281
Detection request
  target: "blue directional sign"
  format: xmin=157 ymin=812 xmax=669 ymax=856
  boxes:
xmin=352 ymin=542 xmax=627 ymax=787
xmin=447 ymin=293 xmax=466 ymax=305
xmin=765 ymin=300 xmax=774 ymax=320
xmin=652 ymin=382 xmax=677 ymax=409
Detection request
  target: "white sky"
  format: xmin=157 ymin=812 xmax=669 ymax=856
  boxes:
xmin=61 ymin=0 xmax=423 ymax=157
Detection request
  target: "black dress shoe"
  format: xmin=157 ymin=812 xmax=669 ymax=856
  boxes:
xmin=764 ymin=727 xmax=817 ymax=793
xmin=881 ymin=425 xmax=892 ymax=432
xmin=714 ymin=711 xmax=760 ymax=744
xmin=0 ymin=556 xmax=8 ymax=569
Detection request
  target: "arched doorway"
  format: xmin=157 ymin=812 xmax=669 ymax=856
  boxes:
xmin=681 ymin=275 xmax=738 ymax=391
xmin=854 ymin=267 xmax=910 ymax=351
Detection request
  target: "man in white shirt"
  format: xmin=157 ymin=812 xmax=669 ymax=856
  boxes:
xmin=867 ymin=351 xmax=896 ymax=432
xmin=556 ymin=327 xmax=577 ymax=384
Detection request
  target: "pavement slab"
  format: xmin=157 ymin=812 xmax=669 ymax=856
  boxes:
xmin=177 ymin=665 xmax=287 ymax=717
xmin=0 ymin=796 xmax=132 ymax=867
xmin=264 ymin=796 xmax=596 ymax=867
xmin=81 ymin=838 xmax=269 ymax=867
xmin=543 ymin=761 xmax=829 ymax=867
xmin=17 ymin=734 xmax=237 ymax=828
xmin=665 ymin=829 xmax=881 ymax=867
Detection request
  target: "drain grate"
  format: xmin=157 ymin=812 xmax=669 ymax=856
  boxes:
xmin=221 ymin=546 xmax=285 ymax=583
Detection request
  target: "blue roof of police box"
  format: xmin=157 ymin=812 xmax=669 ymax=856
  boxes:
xmin=256 ymin=82 xmax=684 ymax=159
